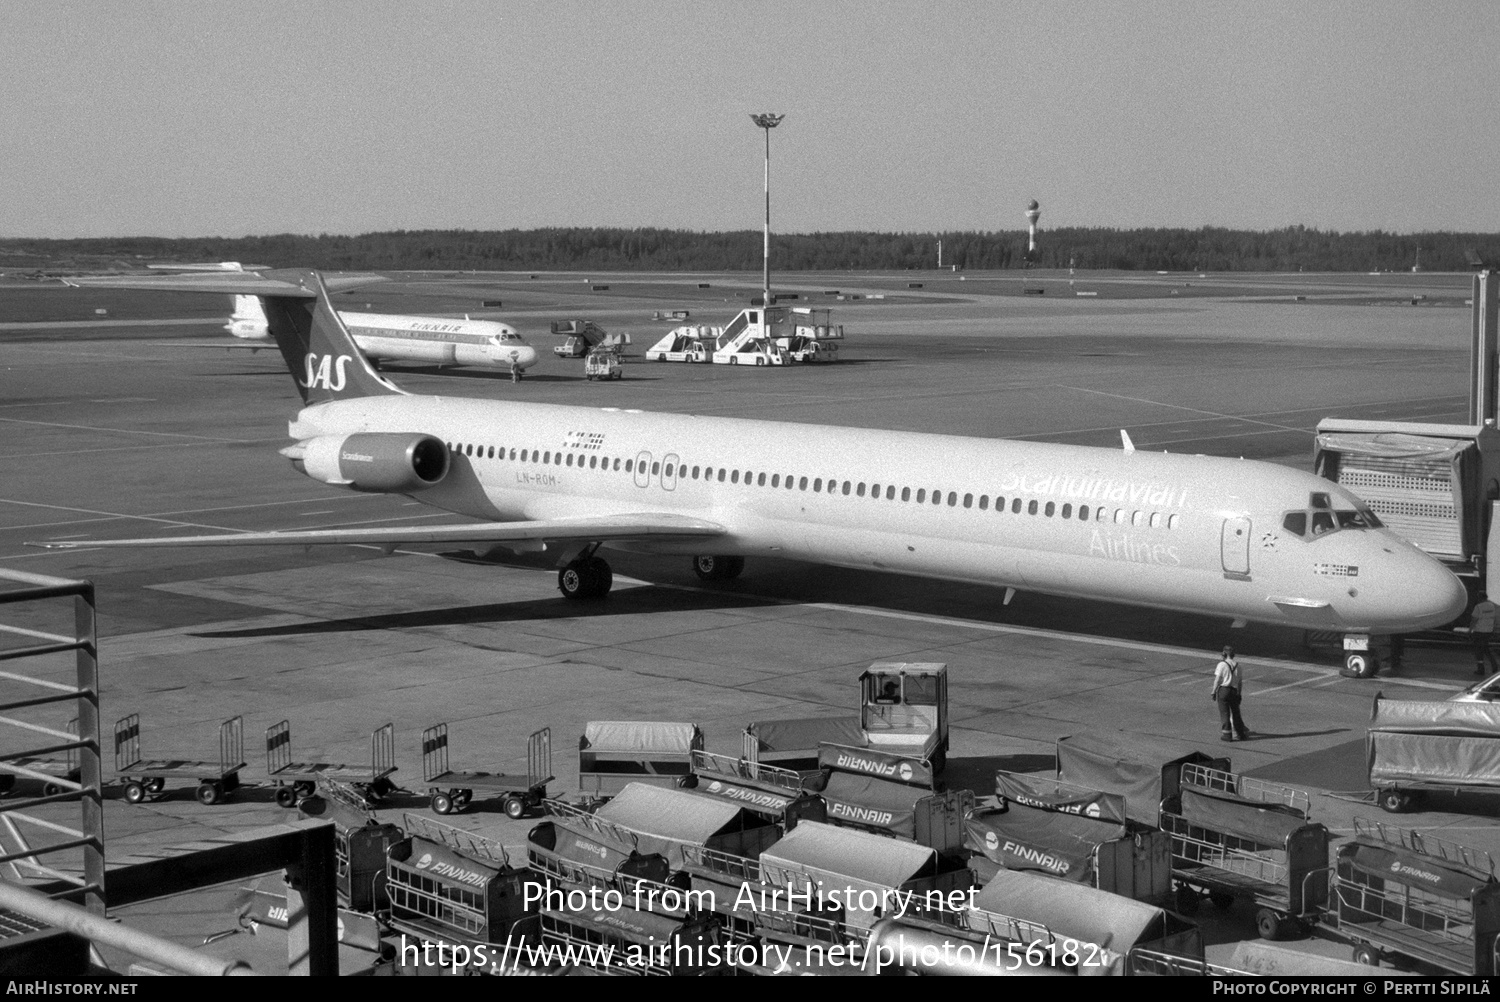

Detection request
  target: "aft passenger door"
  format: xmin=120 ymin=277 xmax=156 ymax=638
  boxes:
xmin=1221 ymin=517 xmax=1251 ymax=576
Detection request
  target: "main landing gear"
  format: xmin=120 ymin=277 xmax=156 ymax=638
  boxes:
xmin=558 ymin=545 xmax=612 ymax=600
xmin=692 ymin=555 xmax=744 ymax=581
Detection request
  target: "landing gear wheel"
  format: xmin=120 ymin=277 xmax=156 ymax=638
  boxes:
xmin=432 ymin=793 xmax=454 ymax=815
xmin=196 ymin=783 xmax=222 ymax=806
xmin=1255 ymin=907 xmax=1287 ymax=941
xmin=559 ymin=556 xmax=612 ymax=599
xmin=1380 ymin=788 xmax=1412 ymax=813
xmin=504 ymin=796 xmax=526 ymax=820
xmin=1352 ymin=944 xmax=1380 ymax=967
xmin=1343 ymin=652 xmax=1377 ymax=679
xmin=1174 ymin=885 xmax=1200 ymax=915
xmin=123 ymin=782 xmax=146 ymax=805
xmin=1209 ymin=890 xmax=1236 ymax=911
xmin=692 ymin=555 xmax=745 ymax=581
xmin=275 ymin=786 xmax=298 ymax=809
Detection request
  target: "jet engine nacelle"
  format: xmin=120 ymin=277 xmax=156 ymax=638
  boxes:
xmin=288 ymin=433 xmax=449 ymax=492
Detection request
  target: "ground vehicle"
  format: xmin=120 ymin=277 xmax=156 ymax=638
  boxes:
xmin=1158 ymin=763 xmax=1330 ymax=940
xmin=689 ymin=749 xmax=826 ymax=830
xmin=583 ymin=349 xmax=622 ymax=381
xmin=1367 ymin=694 xmax=1500 ymax=812
xmin=421 ymin=723 xmax=550 ymax=817
xmin=264 ymin=719 xmax=396 ymax=808
xmin=1326 ymin=818 xmax=1500 ymax=974
xmin=774 ymin=307 xmax=844 ymax=362
xmin=1449 ymin=670 xmax=1500 ymax=702
xmin=114 ymin=714 xmax=245 ymax=805
xmin=551 ymin=319 xmax=624 ymax=358
xmin=709 ymin=309 xmax=787 ymax=366
xmin=644 ymin=325 xmax=716 ymax=362
xmin=578 ymin=720 xmax=702 ymax=795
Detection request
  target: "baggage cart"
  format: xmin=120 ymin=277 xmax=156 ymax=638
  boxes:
xmin=527 ymin=799 xmax=676 ymax=894
xmin=578 ymin=720 xmax=701 ymax=795
xmin=966 ymin=771 xmax=1172 ymax=905
xmin=0 ymin=719 xmax=79 ymax=797
xmin=1365 ymin=693 xmax=1500 ymax=813
xmin=539 ymin=906 xmax=722 ymax=976
xmin=817 ymin=743 xmax=972 ymax=851
xmin=113 ymin=714 xmax=245 ymax=805
xmin=422 ymin=723 xmax=550 ymax=818
xmin=1159 ymin=763 xmax=1330 ymax=940
xmin=296 ymin=782 xmax=403 ymax=912
xmin=1055 ymin=732 xmax=1228 ymax=827
xmin=690 ymin=749 xmax=826 ymax=830
xmin=264 ymin=720 xmax=396 ymax=809
xmin=1325 ymin=818 xmax=1500 ymax=974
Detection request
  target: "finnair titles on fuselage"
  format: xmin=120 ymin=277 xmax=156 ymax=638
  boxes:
xmin=44 ymin=270 xmax=1467 ymax=676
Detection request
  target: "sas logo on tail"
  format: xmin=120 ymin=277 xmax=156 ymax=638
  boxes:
xmin=302 ymin=353 xmax=352 ymax=391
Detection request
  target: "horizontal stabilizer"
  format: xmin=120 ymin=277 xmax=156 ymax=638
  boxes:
xmin=29 ymin=513 xmax=727 ymax=551
xmin=62 ymin=269 xmax=387 ymax=297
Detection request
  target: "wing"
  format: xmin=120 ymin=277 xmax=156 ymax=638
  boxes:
xmin=29 ymin=513 xmax=726 ymax=550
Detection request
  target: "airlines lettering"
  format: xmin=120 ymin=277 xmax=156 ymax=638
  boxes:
xmin=834 ymin=751 xmax=899 ymax=777
xmin=1388 ymin=860 xmax=1443 ymax=885
xmin=302 ymin=353 xmax=351 ymax=391
xmin=1001 ymin=840 xmax=1071 ymax=875
xmin=516 ymin=472 xmax=558 ymax=487
xmin=349 ymin=327 xmax=485 ymax=344
xmin=1010 ymin=792 xmax=1102 ymax=818
xmin=341 ymin=452 xmax=374 ymax=463
xmin=1000 ymin=471 xmax=1186 ymax=509
xmin=829 ymin=802 xmax=894 ymax=826
xmin=1089 ymin=530 xmax=1181 ymax=566
xmin=413 ymin=852 xmax=489 ymax=887
xmin=706 ymin=782 xmax=788 ymax=810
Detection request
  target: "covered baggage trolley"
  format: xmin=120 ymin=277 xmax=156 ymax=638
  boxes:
xmin=690 ymin=749 xmax=825 ymax=830
xmin=1055 ymin=732 xmax=1228 ymax=827
xmin=1328 ymin=819 xmax=1500 ymax=974
xmin=757 ymin=820 xmax=973 ymax=930
xmin=527 ymin=801 xmax=675 ymax=894
xmin=965 ymin=771 xmax=1172 ymax=905
xmin=539 ymin=906 xmax=722 ymax=976
xmin=1159 ymin=763 xmax=1330 ymax=940
xmin=817 ymin=743 xmax=972 ymax=851
xmin=578 ymin=720 xmax=702 ymax=795
xmin=1366 ymin=693 xmax=1500 ymax=813
xmin=385 ymin=812 xmax=545 ymax=970
xmin=970 ymin=868 xmax=1202 ymax=976
xmin=422 ymin=723 xmax=551 ymax=818
xmin=296 ymin=784 xmax=403 ymax=912
xmin=742 ymin=716 xmax=862 ymax=775
xmin=592 ymin=781 xmax=782 ymax=869
xmin=264 ymin=719 xmax=396 ymax=809
xmin=113 ymin=714 xmax=244 ymax=805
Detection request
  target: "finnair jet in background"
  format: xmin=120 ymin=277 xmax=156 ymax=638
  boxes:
xmin=41 ymin=270 xmax=1468 ymax=678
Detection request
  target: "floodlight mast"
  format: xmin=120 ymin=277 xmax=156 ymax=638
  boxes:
xmin=750 ymin=113 xmax=784 ymax=307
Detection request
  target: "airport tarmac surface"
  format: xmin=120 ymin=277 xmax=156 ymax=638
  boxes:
xmin=0 ymin=268 xmax=1491 ymax=970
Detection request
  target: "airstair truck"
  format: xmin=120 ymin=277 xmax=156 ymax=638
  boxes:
xmin=710 ymin=307 xmax=788 ymax=366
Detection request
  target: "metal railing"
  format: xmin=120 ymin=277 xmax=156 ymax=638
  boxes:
xmin=1162 ymin=812 xmax=1289 ymax=886
xmin=1354 ymin=818 xmax=1494 ymax=877
xmin=1181 ymin=762 xmax=1310 ymax=816
xmin=0 ymin=570 xmax=103 ymax=913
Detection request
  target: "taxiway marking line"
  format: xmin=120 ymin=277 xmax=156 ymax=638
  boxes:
xmin=1057 ymin=386 xmax=1310 ymax=434
xmin=0 ymin=415 xmax=254 ymax=443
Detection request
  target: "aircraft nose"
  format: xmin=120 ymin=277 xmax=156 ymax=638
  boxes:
xmin=517 ymin=347 xmax=537 ymax=369
xmin=1400 ymin=555 xmax=1468 ymax=631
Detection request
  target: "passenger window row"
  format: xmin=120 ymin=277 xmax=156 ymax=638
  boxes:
xmin=444 ymin=441 xmax=1181 ymax=530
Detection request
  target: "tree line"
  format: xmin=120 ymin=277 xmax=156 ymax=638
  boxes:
xmin=4 ymin=226 xmax=1498 ymax=273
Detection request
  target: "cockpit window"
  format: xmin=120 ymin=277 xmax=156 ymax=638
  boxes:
xmin=1310 ymin=511 xmax=1336 ymax=536
xmin=1337 ymin=509 xmax=1381 ymax=529
xmin=1282 ymin=512 xmax=1307 ymax=536
xmin=1280 ymin=499 xmax=1384 ymax=540
xmin=1310 ymin=492 xmax=1332 ymax=510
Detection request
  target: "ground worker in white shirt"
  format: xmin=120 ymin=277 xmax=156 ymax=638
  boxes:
xmin=1211 ymin=645 xmax=1250 ymax=742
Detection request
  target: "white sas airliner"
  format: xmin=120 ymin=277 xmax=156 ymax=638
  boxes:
xmin=224 ymin=294 xmax=538 ymax=382
xmin=40 ymin=270 xmax=1467 ymax=678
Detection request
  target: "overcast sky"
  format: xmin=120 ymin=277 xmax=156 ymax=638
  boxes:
xmin=3 ymin=1 xmax=1495 ymax=238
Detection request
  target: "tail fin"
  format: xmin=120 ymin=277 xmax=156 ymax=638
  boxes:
xmin=259 ymin=272 xmax=402 ymax=405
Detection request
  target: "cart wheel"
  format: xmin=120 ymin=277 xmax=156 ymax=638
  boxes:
xmin=504 ymin=796 xmax=526 ymax=820
xmin=42 ymin=782 xmax=62 ymax=798
xmin=1174 ymin=885 xmax=1200 ymax=915
xmin=432 ymin=793 xmax=453 ymax=815
xmin=457 ymin=790 xmax=473 ymax=806
xmin=1351 ymin=944 xmax=1380 ymax=967
xmin=1255 ymin=907 xmax=1287 ymax=941
xmin=294 ymin=781 xmax=316 ymax=799
xmin=196 ymin=783 xmax=222 ymax=806
xmin=1208 ymin=890 xmax=1235 ymax=911
xmin=145 ymin=777 xmax=166 ymax=793
xmin=223 ymin=772 xmax=240 ymax=793
xmin=123 ymin=782 xmax=146 ymax=804
xmin=370 ymin=778 xmax=395 ymax=799
xmin=275 ymin=786 xmax=298 ymax=809
xmin=1379 ymin=788 xmax=1411 ymax=813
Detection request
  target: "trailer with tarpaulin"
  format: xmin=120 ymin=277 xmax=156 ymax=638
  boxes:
xmin=969 ymin=868 xmax=1202 ymax=976
xmin=539 ymin=905 xmax=725 ymax=976
xmin=757 ymin=820 xmax=972 ymax=930
xmin=383 ymin=813 xmax=546 ymax=973
xmin=690 ymin=749 xmax=825 ymax=830
xmin=113 ymin=713 xmax=245 ymax=805
xmin=1159 ymin=763 xmax=1330 ymax=940
xmin=742 ymin=716 xmax=863 ymax=776
xmin=297 ymin=782 xmax=403 ymax=912
xmin=578 ymin=720 xmax=702 ymax=796
xmin=1366 ymin=694 xmax=1500 ymax=813
xmin=590 ymin=781 xmax=781 ymax=871
xmin=263 ymin=719 xmax=396 ymax=809
xmin=1055 ymin=732 xmax=1228 ymax=828
xmin=1324 ymin=819 xmax=1500 ymax=974
xmin=964 ymin=771 xmax=1172 ymax=905
xmin=527 ymin=802 xmax=675 ymax=896
xmin=422 ymin=723 xmax=551 ymax=818
xmin=816 ymin=742 xmax=972 ymax=852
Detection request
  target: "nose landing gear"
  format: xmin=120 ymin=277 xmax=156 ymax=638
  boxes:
xmin=693 ymin=555 xmax=745 ymax=581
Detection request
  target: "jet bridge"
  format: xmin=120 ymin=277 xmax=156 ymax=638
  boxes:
xmin=1315 ymin=271 xmax=1500 ymax=601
